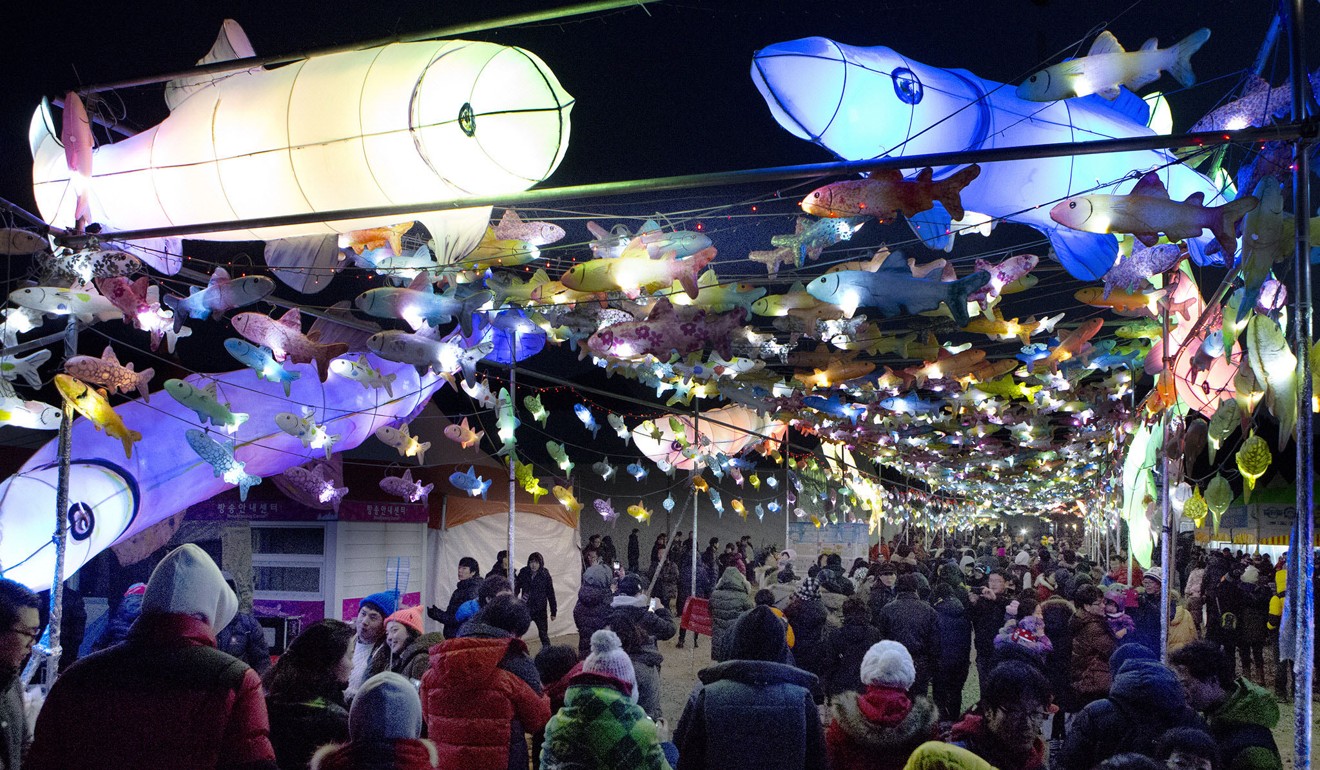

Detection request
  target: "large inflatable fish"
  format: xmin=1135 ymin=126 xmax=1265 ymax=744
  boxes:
xmin=0 ymin=352 xmax=447 ymax=590
xmin=750 ymin=37 xmax=1227 ymax=280
xmin=30 ymin=20 xmax=574 ymax=273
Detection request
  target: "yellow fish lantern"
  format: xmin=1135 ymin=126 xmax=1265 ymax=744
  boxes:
xmin=1246 ymin=314 xmax=1298 ymax=450
xmin=53 ymin=374 xmax=142 ymax=459
xmin=551 ymin=485 xmax=582 ymax=516
xmin=627 ymin=502 xmax=652 ymax=523
xmin=1206 ymin=398 xmax=1240 ymax=463
xmin=731 ymin=498 xmax=747 ymax=520
xmin=1235 ymin=433 xmax=1271 ymax=503
xmin=1183 ymin=485 xmax=1208 ymax=528
xmin=1204 ymin=474 xmax=1232 ymax=535
xmin=692 ymin=475 xmax=709 ymax=493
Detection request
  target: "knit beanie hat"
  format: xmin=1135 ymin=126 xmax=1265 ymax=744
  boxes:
xmin=860 ymin=640 xmax=916 ymax=689
xmin=583 ymin=629 xmax=638 ymax=704
xmin=583 ymin=563 xmax=613 ymax=591
xmin=725 ymin=605 xmax=790 ymax=664
xmin=1241 ymin=565 xmax=1260 ymax=585
xmin=1108 ymin=642 xmax=1157 ymax=678
xmin=796 ymin=576 xmax=821 ymax=601
xmin=617 ymin=574 xmax=644 ymax=597
xmin=361 ymin=591 xmax=398 ymax=618
xmin=385 ymin=606 xmax=424 ymax=636
xmin=142 ymin=544 xmax=238 ymax=634
xmin=350 ymin=672 xmax=423 ymax=741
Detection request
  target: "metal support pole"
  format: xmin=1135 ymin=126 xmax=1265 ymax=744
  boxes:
xmin=507 ymin=361 xmax=517 ymax=587
xmin=690 ymin=408 xmax=699 ymax=603
xmin=1159 ymin=297 xmax=1174 ymax=662
xmin=46 ymin=314 xmax=77 ymax=687
xmin=783 ymin=435 xmax=791 ymax=553
xmin=1287 ymin=0 xmax=1315 ymax=764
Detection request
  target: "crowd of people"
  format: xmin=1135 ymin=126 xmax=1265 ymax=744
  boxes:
xmin=0 ymin=532 xmax=1299 ymax=770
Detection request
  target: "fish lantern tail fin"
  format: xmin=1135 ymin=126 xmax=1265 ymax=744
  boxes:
xmin=229 ymin=411 xmax=251 ymax=431
xmin=416 ymin=441 xmax=431 ymax=466
xmin=1213 ymin=196 xmax=1260 ymax=257
xmin=1167 ymin=28 xmax=1212 ymax=88
xmin=947 ymin=270 xmax=991 ymax=327
xmin=122 ymin=429 xmax=142 ymax=459
xmin=936 ymin=164 xmax=981 ymax=221
xmin=459 ymin=291 xmax=493 ymax=337
xmin=136 ymin=368 xmax=155 ymax=401
xmin=314 ymin=344 xmax=350 ymax=383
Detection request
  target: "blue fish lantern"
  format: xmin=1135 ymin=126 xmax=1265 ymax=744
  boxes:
xmin=709 ymin=488 xmax=724 ymax=515
xmin=765 ymin=475 xmax=779 ymax=489
xmin=754 ymin=503 xmax=765 ymax=521
xmin=767 ymin=500 xmax=781 ymax=513
xmin=573 ymin=403 xmax=600 ymax=439
xmin=751 ymin=37 xmax=1226 ymax=279
xmin=479 ymin=309 xmax=545 ymax=363
xmin=626 ymin=462 xmax=649 ymax=481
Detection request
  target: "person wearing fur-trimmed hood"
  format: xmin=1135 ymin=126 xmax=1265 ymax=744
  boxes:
xmin=311 ymin=672 xmax=439 ymax=770
xmin=826 ymin=640 xmax=939 ymax=770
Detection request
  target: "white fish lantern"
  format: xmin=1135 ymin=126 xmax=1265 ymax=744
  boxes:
xmin=30 ymin=21 xmax=574 ymax=271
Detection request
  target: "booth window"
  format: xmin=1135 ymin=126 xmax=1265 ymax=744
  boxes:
xmin=251 ymin=524 xmax=327 ymax=599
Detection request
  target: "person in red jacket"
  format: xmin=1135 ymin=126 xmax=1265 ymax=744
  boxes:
xmin=826 ymin=640 xmax=939 ymax=770
xmin=421 ymin=595 xmax=551 ymax=770
xmin=27 ymin=543 xmax=277 ymax=770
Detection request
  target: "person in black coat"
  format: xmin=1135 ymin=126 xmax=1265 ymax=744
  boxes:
xmin=867 ymin=563 xmax=899 ymax=622
xmin=427 ymin=556 xmax=482 ymax=639
xmin=932 ymin=582 xmax=973 ymax=720
xmin=820 ymin=596 xmax=883 ymax=698
xmin=627 ymin=529 xmax=641 ymax=574
xmin=968 ymin=570 xmax=1011 ymax=685
xmin=574 ymin=563 xmax=614 ymax=658
xmin=784 ymin=578 xmax=831 ymax=677
xmin=263 ymin=619 xmax=354 ymax=770
xmin=876 ymin=573 xmax=941 ymax=696
xmin=516 ymin=551 xmax=558 ymax=648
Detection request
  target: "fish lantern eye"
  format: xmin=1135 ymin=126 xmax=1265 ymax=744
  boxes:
xmin=1029 ymin=75 xmax=1038 ymax=83
xmin=892 ymin=68 xmax=923 ymax=105
xmin=458 ymin=103 xmax=476 ymax=137
xmin=67 ymin=502 xmax=95 ymax=542
xmin=1069 ymin=201 xmax=1077 ymax=209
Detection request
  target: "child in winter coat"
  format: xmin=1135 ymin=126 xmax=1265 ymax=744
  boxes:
xmin=1104 ymin=588 xmax=1134 ymax=641
xmin=311 ymin=672 xmax=439 ymax=770
xmin=825 ymin=640 xmax=939 ymax=770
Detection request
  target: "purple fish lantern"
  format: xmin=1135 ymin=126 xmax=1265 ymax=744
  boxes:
xmin=594 ymin=498 xmax=618 ymax=523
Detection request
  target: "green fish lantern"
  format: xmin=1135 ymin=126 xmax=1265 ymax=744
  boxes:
xmin=1235 ymin=433 xmax=1272 ymax=503
xmin=1232 ymin=365 xmax=1263 ymax=432
xmin=1204 ymin=474 xmax=1232 ymax=535
xmin=1206 ymin=398 xmax=1239 ymax=463
xmin=1183 ymin=485 xmax=1208 ymax=528
xmin=523 ymin=394 xmax=549 ymax=427
xmin=1246 ymin=314 xmax=1298 ymax=450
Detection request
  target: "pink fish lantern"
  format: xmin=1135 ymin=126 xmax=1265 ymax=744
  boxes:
xmin=1145 ymin=270 xmax=1237 ymax=417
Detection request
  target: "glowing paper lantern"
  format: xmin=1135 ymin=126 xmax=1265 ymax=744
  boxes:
xmin=1184 ymin=485 xmax=1208 ymax=528
xmin=1235 ymin=433 xmax=1272 ymax=503
xmin=1205 ymin=474 xmax=1232 ymax=535
xmin=631 ymin=405 xmax=787 ymax=471
xmin=750 ymin=37 xmax=1224 ymax=280
xmin=30 ymin=21 xmax=574 ymax=272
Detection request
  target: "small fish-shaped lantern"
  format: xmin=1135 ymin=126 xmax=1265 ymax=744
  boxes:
xmin=626 ymin=462 xmax=648 ymax=481
xmin=283 ymin=464 xmax=348 ymax=512
xmin=546 ymin=441 xmax=574 ymax=476
xmin=801 ymin=166 xmax=981 ymax=222
xmin=708 ymin=488 xmax=724 ymax=515
xmin=514 ymin=460 xmax=549 ymax=503
xmin=692 ymin=475 xmax=709 ymax=493
xmin=227 ymin=339 xmax=302 ymax=396
xmin=375 ymin=423 xmax=430 ymax=465
xmin=608 ymin=413 xmax=630 ymax=443
xmin=443 ymin=417 xmax=484 ymax=450
xmin=767 ymin=500 xmax=781 ymax=513
xmin=328 ymin=354 xmax=395 ymax=397
xmin=732 ymin=498 xmax=748 ymax=520
xmin=1206 ymin=398 xmax=1240 ymax=462
xmin=749 ymin=473 xmax=762 ymax=490
xmin=662 ymin=495 xmax=676 ymax=512
xmin=185 ymin=429 xmax=262 ymax=501
xmin=552 ymin=485 xmax=583 ymax=515
xmin=165 ymin=378 xmax=250 ymax=434
xmin=1205 ymin=474 xmax=1233 ymax=534
xmin=53 ymin=374 xmax=142 ymax=458
xmin=524 ymin=394 xmax=549 ymax=427
xmin=496 ymin=388 xmax=519 ymax=457
xmin=449 ymin=466 xmax=492 ymax=499
xmin=165 ymin=267 xmax=276 ymax=329
xmin=276 ymin=407 xmax=341 ymax=460
xmin=574 ymin=403 xmax=600 ymax=439
xmin=494 ymin=210 xmax=566 ymax=247
xmin=460 ymin=377 xmax=497 ymax=409
xmin=0 ymin=396 xmax=62 ymax=430
xmin=64 ymin=345 xmax=154 ymax=402
xmin=593 ymin=461 xmax=616 ymax=481
xmin=766 ymin=475 xmax=779 ymax=489
xmin=0 ymin=349 xmax=51 ymax=390
xmin=1017 ymin=29 xmax=1211 ymax=102
xmin=627 ymin=502 xmax=652 ymax=523
xmin=594 ymin=498 xmax=619 ymax=522
xmin=754 ymin=504 xmax=766 ymax=521
xmin=1235 ymin=433 xmax=1272 ymax=503
xmin=380 ymin=469 xmax=434 ymax=505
